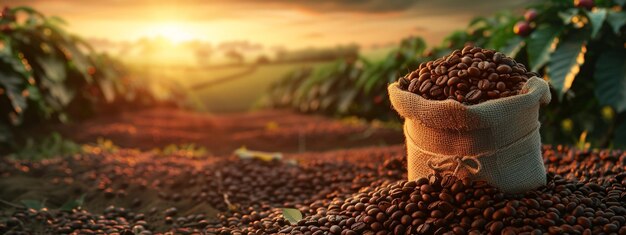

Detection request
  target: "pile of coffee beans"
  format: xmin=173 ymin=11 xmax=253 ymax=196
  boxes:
xmin=1 ymin=145 xmax=625 ymax=234
xmin=207 ymin=146 xmax=626 ymax=235
xmin=398 ymin=46 xmax=539 ymax=105
xmin=0 ymin=148 xmax=405 ymax=234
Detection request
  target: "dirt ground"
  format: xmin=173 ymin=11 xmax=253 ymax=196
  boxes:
xmin=47 ymin=108 xmax=404 ymax=155
xmin=0 ymin=108 xmax=407 ymax=233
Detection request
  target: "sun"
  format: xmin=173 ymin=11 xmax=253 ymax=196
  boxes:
xmin=145 ymin=22 xmax=196 ymax=44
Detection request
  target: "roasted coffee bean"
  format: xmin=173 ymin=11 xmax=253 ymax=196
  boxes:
xmin=468 ymin=67 xmax=481 ymax=77
xmin=493 ymin=52 xmax=505 ymax=62
xmin=436 ymin=65 xmax=448 ymax=75
xmin=496 ymin=64 xmax=512 ymax=74
xmin=398 ymin=77 xmax=410 ymax=89
xmin=435 ymin=75 xmax=449 ymax=86
xmin=398 ymin=47 xmax=530 ymax=104
xmin=478 ymin=79 xmax=490 ymax=90
xmin=3 ymin=143 xmax=625 ymax=235
xmin=447 ymin=76 xmax=461 ymax=86
xmin=461 ymin=56 xmax=473 ymax=65
xmin=465 ymin=89 xmax=483 ymax=102
xmin=418 ymin=73 xmax=430 ymax=82
xmin=447 ymin=55 xmax=461 ymax=64
xmin=419 ymin=81 xmax=433 ymax=94
xmin=496 ymin=81 xmax=507 ymax=92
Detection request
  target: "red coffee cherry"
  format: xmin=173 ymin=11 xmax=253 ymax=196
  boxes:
xmin=514 ymin=21 xmax=532 ymax=37
xmin=524 ymin=9 xmax=538 ymax=22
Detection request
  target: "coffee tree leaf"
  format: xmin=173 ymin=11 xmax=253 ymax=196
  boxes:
xmin=527 ymin=25 xmax=561 ymax=72
xmin=559 ymin=8 xmax=580 ymax=25
xmin=20 ymin=199 xmax=44 ymax=210
xmin=594 ymin=50 xmax=626 ymax=113
xmin=501 ymin=36 xmax=525 ymax=58
xmin=0 ymin=123 xmax=11 ymax=143
xmin=607 ymin=11 xmax=626 ymax=34
xmin=587 ymin=9 xmax=607 ymax=38
xmin=0 ymin=55 xmax=28 ymax=118
xmin=11 ymin=6 xmax=45 ymax=19
xmin=281 ymin=208 xmax=302 ymax=225
xmin=337 ymin=89 xmax=358 ymax=114
xmin=59 ymin=194 xmax=86 ymax=211
xmin=486 ymin=15 xmax=518 ymax=50
xmin=546 ymin=31 xmax=587 ymax=99
xmin=35 ymin=54 xmax=67 ymax=83
xmin=61 ymin=36 xmax=94 ymax=83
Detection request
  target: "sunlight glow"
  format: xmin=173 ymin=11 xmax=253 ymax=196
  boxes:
xmin=143 ymin=22 xmax=198 ymax=44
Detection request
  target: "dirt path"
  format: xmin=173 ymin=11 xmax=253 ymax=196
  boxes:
xmin=47 ymin=108 xmax=404 ymax=155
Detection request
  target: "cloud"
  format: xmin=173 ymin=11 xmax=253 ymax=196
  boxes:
xmin=245 ymin=0 xmax=419 ymax=13
xmin=5 ymin=0 xmax=419 ymax=15
xmin=301 ymin=32 xmax=324 ymax=39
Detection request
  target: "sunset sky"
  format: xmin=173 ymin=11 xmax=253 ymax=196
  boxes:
xmin=5 ymin=0 xmax=529 ymax=50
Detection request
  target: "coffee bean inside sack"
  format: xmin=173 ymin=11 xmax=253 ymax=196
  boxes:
xmin=398 ymin=46 xmax=540 ymax=105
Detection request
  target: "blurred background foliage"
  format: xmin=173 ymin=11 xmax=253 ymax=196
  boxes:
xmin=268 ymin=0 xmax=626 ymax=148
xmin=0 ymin=6 xmax=184 ymax=148
xmin=2 ymin=0 xmax=626 ymax=151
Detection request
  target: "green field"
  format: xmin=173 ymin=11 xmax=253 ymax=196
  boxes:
xmin=126 ymin=47 xmax=393 ymax=113
xmin=130 ymin=61 xmax=332 ymax=112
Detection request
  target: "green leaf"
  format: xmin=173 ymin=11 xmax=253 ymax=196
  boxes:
xmin=595 ymin=50 xmax=626 ymax=113
xmin=281 ymin=208 xmax=302 ymax=225
xmin=559 ymin=8 xmax=580 ymax=25
xmin=0 ymin=55 xmax=28 ymax=117
xmin=501 ymin=36 xmax=525 ymax=58
xmin=97 ymin=79 xmax=116 ymax=103
xmin=616 ymin=0 xmax=626 ymax=6
xmin=337 ymin=89 xmax=358 ymax=114
xmin=35 ymin=55 xmax=67 ymax=83
xmin=587 ymin=9 xmax=607 ymax=38
xmin=607 ymin=11 xmax=626 ymax=34
xmin=547 ymin=31 xmax=588 ymax=99
xmin=11 ymin=6 xmax=45 ymax=19
xmin=527 ymin=25 xmax=561 ymax=72
xmin=0 ymin=123 xmax=11 ymax=143
xmin=20 ymin=199 xmax=44 ymax=210
xmin=59 ymin=194 xmax=86 ymax=211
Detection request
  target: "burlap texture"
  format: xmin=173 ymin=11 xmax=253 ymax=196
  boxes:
xmin=388 ymin=77 xmax=551 ymax=193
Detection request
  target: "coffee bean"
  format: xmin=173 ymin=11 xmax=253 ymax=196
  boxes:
xmin=447 ymin=55 xmax=461 ymax=64
xmin=430 ymin=85 xmax=443 ymax=97
xmin=456 ymin=82 xmax=469 ymax=91
xmin=351 ymin=222 xmax=366 ymax=231
xmin=7 ymin=134 xmax=625 ymax=235
xmin=496 ymin=65 xmax=512 ymax=74
xmin=493 ymin=52 xmax=504 ymax=62
xmin=418 ymin=73 xmax=430 ymax=82
xmin=416 ymin=223 xmax=431 ymax=234
xmin=489 ymin=221 xmax=504 ymax=233
xmin=435 ymin=75 xmax=449 ymax=86
xmin=468 ymin=67 xmax=481 ymax=77
xmin=419 ymin=81 xmax=433 ymax=94
xmin=478 ymin=79 xmax=490 ymax=90
xmin=492 ymin=82 xmax=506 ymax=92
xmin=398 ymin=47 xmax=529 ymax=104
xmin=462 ymin=46 xmax=474 ymax=55
xmin=435 ymin=65 xmax=448 ymax=75
xmin=465 ymin=90 xmax=483 ymax=102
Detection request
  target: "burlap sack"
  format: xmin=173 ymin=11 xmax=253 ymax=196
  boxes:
xmin=388 ymin=77 xmax=551 ymax=193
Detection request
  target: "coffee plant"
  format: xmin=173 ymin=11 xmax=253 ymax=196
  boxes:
xmin=0 ymin=6 xmax=175 ymax=147
xmin=268 ymin=0 xmax=626 ymax=148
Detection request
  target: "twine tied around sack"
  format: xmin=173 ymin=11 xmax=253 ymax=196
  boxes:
xmin=427 ymin=155 xmax=482 ymax=176
xmin=403 ymin=122 xmax=541 ymax=177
